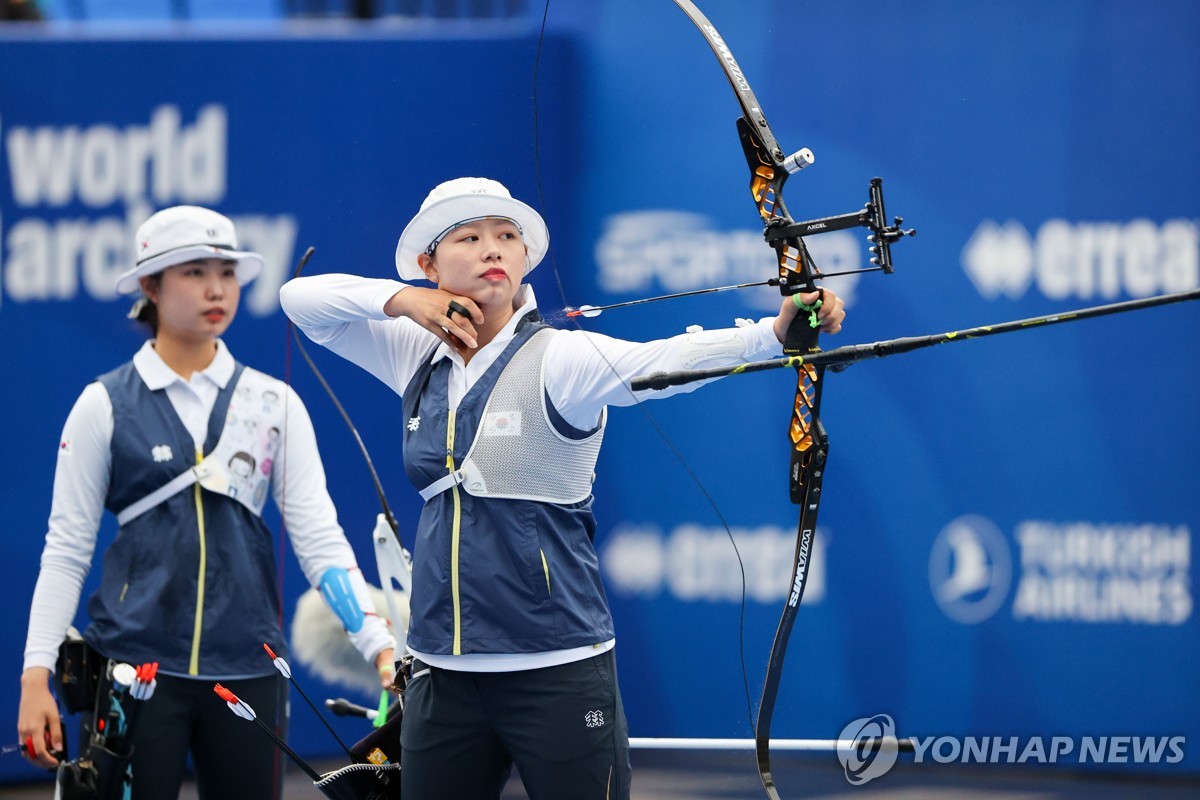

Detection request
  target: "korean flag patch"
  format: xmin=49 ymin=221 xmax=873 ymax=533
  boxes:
xmin=483 ymin=411 xmax=522 ymax=437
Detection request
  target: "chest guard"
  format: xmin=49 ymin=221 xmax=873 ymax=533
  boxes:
xmin=419 ymin=329 xmax=606 ymax=504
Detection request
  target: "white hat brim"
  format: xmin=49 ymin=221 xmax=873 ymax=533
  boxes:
xmin=115 ymin=245 xmax=265 ymax=295
xmin=395 ymin=194 xmax=549 ymax=282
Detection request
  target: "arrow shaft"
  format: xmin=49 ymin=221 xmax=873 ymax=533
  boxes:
xmin=251 ymin=716 xmax=323 ymax=783
xmin=568 ymin=280 xmax=777 ymax=317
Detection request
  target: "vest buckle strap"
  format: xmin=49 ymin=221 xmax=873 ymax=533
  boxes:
xmin=115 ymin=468 xmax=200 ymax=526
xmin=418 ymin=469 xmax=466 ymax=502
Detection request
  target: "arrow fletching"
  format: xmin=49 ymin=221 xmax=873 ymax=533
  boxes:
xmin=263 ymin=643 xmax=291 ymax=679
xmin=213 ymin=683 xmax=256 ymax=720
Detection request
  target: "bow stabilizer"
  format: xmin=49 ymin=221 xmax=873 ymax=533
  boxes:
xmin=631 ymin=286 xmax=1200 ymax=390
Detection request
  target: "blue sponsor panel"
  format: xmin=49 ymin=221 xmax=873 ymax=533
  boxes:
xmin=2 ymin=0 xmax=1198 ymax=786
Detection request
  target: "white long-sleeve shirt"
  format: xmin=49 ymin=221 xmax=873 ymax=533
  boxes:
xmin=278 ymin=276 xmax=784 ymax=428
xmin=23 ymin=339 xmax=394 ymax=674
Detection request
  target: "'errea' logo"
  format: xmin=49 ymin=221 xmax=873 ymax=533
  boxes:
xmin=961 ymin=218 xmax=1198 ymax=301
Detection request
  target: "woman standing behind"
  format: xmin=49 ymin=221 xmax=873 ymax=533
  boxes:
xmin=17 ymin=206 xmax=394 ymax=799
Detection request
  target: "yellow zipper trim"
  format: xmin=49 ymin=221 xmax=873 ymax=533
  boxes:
xmin=446 ymin=410 xmax=463 ymax=655
xmin=540 ymin=549 xmax=551 ymax=595
xmin=189 ymin=448 xmax=207 ymax=676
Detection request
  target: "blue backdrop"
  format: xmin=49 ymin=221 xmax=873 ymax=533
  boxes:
xmin=2 ymin=0 xmax=1197 ymax=784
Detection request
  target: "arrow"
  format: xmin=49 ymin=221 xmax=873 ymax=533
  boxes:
xmin=213 ymin=683 xmax=322 ymax=782
xmin=263 ymin=643 xmax=354 ymax=759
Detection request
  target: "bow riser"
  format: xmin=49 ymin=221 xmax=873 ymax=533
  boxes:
xmin=788 ymin=362 xmax=823 ymax=503
xmin=735 ymin=118 xmax=822 ymax=297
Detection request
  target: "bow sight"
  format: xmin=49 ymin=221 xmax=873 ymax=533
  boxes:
xmin=734 ymin=120 xmax=917 ymax=292
xmin=763 ymin=177 xmax=917 ymax=283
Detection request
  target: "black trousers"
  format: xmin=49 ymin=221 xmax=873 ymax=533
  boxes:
xmin=126 ymin=673 xmax=287 ymax=800
xmin=400 ymin=650 xmax=632 ymax=800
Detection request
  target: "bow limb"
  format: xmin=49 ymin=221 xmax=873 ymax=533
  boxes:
xmin=373 ymin=514 xmax=414 ymax=659
xmin=670 ymin=0 xmax=819 ymax=296
xmin=287 ymin=248 xmax=414 ymax=660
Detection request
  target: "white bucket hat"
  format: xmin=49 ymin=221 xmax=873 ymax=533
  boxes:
xmin=115 ymin=206 xmax=265 ymax=295
xmin=394 ymin=177 xmax=549 ymax=282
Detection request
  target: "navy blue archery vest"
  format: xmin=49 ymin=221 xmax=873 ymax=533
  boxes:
xmin=86 ymin=361 xmax=284 ymax=678
xmin=401 ymin=317 xmax=616 ymax=656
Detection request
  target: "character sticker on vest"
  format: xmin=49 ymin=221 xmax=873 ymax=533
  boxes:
xmin=227 ymin=451 xmax=256 ymax=498
xmin=198 ymin=369 xmax=286 ymax=516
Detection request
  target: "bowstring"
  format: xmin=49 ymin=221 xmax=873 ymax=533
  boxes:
xmin=288 ymin=248 xmax=401 ymax=538
xmin=531 ymin=0 xmax=754 ymax=733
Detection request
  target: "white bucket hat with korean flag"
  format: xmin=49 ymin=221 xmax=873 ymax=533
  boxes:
xmin=115 ymin=206 xmax=264 ymax=295
xmin=394 ymin=177 xmax=549 ymax=282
